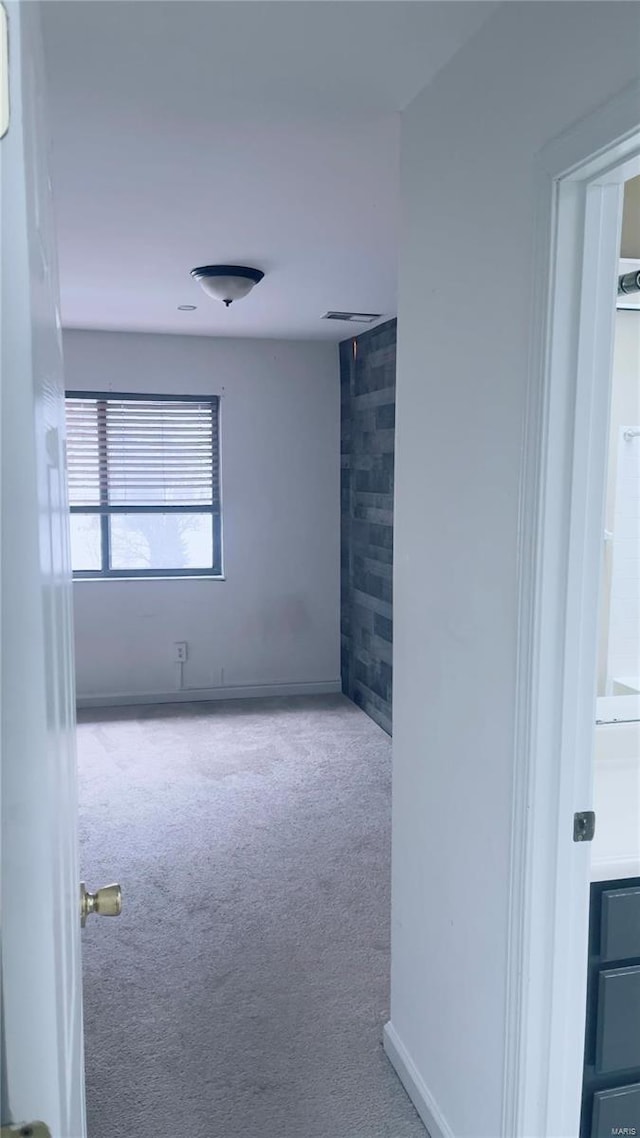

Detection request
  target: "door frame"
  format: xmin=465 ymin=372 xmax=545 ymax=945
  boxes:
xmin=503 ymin=81 xmax=640 ymax=1138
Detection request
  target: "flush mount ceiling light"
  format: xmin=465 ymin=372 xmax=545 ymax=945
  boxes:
xmin=190 ymin=265 xmax=264 ymax=307
xmin=177 ymin=304 xmax=197 ymax=311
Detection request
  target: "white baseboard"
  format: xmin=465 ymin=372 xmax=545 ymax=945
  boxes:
xmin=383 ymin=1022 xmax=454 ymax=1138
xmin=76 ymin=678 xmax=342 ymax=710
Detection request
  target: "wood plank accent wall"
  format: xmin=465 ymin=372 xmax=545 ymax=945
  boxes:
xmin=340 ymin=319 xmax=396 ymax=734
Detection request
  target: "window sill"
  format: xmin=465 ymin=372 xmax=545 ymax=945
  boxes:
xmin=72 ymin=575 xmax=226 ymax=582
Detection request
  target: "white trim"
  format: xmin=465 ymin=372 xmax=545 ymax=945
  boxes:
xmin=383 ymin=1023 xmax=454 ymax=1138
xmin=76 ymin=678 xmax=342 ymax=709
xmin=503 ymin=81 xmax=640 ymax=1138
xmin=540 ymin=79 xmax=640 ymax=183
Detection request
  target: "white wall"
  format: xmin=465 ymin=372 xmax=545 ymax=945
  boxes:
xmin=64 ymin=330 xmax=340 ymax=703
xmin=389 ymin=5 xmax=640 ymax=1137
xmin=606 ymin=313 xmax=640 ymax=534
xmin=592 ymin=719 xmax=640 ymax=882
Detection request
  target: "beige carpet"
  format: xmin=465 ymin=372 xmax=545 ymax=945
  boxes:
xmin=76 ymin=694 xmax=426 ymax=1138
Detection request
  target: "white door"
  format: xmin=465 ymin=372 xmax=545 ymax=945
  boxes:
xmin=1 ymin=3 xmax=86 ymax=1134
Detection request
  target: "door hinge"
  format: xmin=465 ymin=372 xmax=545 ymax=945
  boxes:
xmin=573 ymin=810 xmax=596 ymax=842
xmin=0 ymin=4 xmax=8 ymax=140
xmin=1 ymin=1127 xmax=52 ymax=1138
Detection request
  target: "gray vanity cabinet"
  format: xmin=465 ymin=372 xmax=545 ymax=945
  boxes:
xmin=581 ymin=879 xmax=640 ymax=1138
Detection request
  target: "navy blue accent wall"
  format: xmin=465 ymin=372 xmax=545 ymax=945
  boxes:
xmin=340 ymin=319 xmax=396 ymax=734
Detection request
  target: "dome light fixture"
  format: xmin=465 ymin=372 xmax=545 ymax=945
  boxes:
xmin=190 ymin=264 xmax=264 ymax=307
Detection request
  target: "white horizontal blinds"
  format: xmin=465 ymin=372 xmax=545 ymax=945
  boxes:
xmin=105 ymin=398 xmax=217 ymax=506
xmin=66 ymin=396 xmax=219 ymax=509
xmin=66 ymin=398 xmax=102 ymax=506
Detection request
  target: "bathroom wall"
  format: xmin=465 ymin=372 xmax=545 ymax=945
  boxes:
xmin=340 ymin=319 xmax=396 ymax=734
xmin=591 ymin=718 xmax=640 ymax=880
xmin=598 ymin=309 xmax=640 ymax=695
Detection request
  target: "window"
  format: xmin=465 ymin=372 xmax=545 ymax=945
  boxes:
xmin=65 ymin=392 xmax=221 ymax=578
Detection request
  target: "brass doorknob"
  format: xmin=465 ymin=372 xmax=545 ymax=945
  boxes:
xmin=80 ymin=882 xmax=122 ymax=928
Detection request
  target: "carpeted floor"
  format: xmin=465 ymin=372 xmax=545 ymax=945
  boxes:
xmin=76 ymin=694 xmax=426 ymax=1138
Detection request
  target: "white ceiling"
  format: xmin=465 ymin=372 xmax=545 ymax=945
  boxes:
xmin=42 ymin=1 xmax=497 ymax=341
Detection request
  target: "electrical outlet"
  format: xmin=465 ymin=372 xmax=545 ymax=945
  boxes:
xmin=174 ymin=641 xmax=188 ymax=663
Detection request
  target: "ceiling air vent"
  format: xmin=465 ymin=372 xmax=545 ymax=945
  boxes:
xmin=322 ymin=311 xmax=382 ymax=324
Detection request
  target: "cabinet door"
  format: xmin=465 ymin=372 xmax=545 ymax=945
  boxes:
xmin=601 ymin=888 xmax=640 ymax=962
xmin=591 ymin=1082 xmax=640 ymax=1138
xmin=596 ymin=967 xmax=640 ymax=1074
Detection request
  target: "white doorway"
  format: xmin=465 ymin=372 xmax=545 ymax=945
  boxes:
xmin=504 ymin=108 xmax=640 ymax=1138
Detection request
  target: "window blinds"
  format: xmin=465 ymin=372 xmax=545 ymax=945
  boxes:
xmin=65 ymin=395 xmax=220 ymax=509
